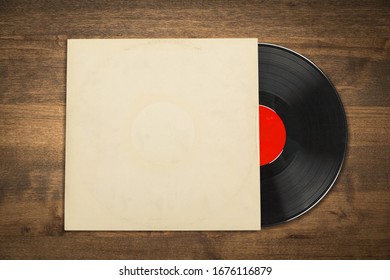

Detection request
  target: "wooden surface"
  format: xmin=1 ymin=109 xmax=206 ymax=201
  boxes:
xmin=0 ymin=0 xmax=389 ymax=259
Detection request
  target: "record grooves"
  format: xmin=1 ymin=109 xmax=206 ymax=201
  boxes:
xmin=259 ymin=44 xmax=347 ymax=227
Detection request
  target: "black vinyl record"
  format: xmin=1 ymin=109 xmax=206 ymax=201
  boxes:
xmin=259 ymin=44 xmax=347 ymax=227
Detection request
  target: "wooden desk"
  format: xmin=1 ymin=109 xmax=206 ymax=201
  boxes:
xmin=0 ymin=0 xmax=389 ymax=259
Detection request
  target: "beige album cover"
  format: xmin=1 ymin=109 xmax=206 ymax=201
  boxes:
xmin=65 ymin=38 xmax=260 ymax=230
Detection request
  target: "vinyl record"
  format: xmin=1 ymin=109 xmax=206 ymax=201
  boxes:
xmin=259 ymin=44 xmax=347 ymax=227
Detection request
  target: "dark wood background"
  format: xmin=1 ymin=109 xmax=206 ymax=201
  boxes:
xmin=0 ymin=0 xmax=389 ymax=259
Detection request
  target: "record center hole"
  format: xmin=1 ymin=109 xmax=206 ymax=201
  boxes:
xmin=259 ymin=105 xmax=286 ymax=166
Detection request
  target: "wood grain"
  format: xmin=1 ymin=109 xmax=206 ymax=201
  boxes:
xmin=0 ymin=0 xmax=389 ymax=259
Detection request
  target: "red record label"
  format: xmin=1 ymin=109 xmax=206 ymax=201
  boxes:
xmin=259 ymin=105 xmax=286 ymax=166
